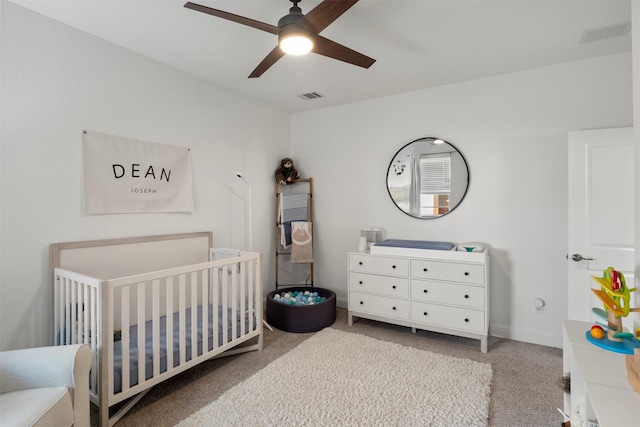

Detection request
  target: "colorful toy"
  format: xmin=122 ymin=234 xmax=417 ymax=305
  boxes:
xmin=590 ymin=324 xmax=605 ymax=339
xmin=586 ymin=266 xmax=640 ymax=354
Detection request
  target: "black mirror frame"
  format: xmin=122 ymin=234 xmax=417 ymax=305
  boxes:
xmin=386 ymin=137 xmax=470 ymax=219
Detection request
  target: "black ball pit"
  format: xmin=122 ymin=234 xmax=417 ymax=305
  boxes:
xmin=266 ymin=287 xmax=336 ymax=333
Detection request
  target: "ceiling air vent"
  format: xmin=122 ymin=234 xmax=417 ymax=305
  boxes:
xmin=579 ymin=22 xmax=631 ymax=44
xmin=298 ymin=92 xmax=325 ymax=101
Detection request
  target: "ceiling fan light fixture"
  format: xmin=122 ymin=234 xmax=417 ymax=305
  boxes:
xmin=279 ymin=30 xmax=313 ymax=55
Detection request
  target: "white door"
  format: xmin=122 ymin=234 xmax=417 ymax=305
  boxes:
xmin=568 ymin=127 xmax=635 ymax=325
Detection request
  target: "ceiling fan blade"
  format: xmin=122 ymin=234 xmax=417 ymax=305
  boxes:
xmin=184 ymin=2 xmax=279 ymax=34
xmin=248 ymin=46 xmax=286 ymax=78
xmin=301 ymin=0 xmax=359 ymax=33
xmin=311 ymin=35 xmax=375 ymax=69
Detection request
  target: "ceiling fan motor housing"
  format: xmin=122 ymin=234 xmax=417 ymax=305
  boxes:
xmin=278 ymin=5 xmax=305 ymax=30
xmin=278 ymin=4 xmax=314 ymax=54
xmin=185 ymin=0 xmax=375 ymax=77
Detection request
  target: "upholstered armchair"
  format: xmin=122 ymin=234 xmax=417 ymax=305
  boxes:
xmin=0 ymin=344 xmax=91 ymax=426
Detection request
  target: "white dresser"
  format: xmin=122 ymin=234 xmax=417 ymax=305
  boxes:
xmin=347 ymin=248 xmax=490 ymax=352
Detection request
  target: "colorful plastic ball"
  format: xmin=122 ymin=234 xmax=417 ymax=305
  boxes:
xmin=590 ymin=325 xmax=605 ymax=339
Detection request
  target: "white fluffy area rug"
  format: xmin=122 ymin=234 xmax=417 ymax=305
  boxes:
xmin=176 ymin=328 xmax=493 ymax=427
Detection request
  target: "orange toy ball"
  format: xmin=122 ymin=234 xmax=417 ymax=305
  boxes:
xmin=590 ymin=325 xmax=605 ymax=339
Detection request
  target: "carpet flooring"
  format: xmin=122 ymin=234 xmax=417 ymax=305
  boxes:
xmin=92 ymin=307 xmax=564 ymax=426
xmin=176 ymin=328 xmax=493 ymax=426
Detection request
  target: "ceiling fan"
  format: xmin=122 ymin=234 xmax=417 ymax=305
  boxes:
xmin=184 ymin=0 xmax=376 ymax=78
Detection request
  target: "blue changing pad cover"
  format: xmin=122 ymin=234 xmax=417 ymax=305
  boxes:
xmin=374 ymin=239 xmax=455 ymax=251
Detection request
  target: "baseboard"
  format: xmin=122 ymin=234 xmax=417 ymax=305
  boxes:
xmin=336 ymin=297 xmax=562 ymax=349
xmin=490 ymin=322 xmax=562 ymax=349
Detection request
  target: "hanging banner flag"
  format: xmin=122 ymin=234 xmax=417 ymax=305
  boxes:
xmin=83 ymin=130 xmax=193 ymax=214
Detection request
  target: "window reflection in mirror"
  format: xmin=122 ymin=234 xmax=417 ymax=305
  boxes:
xmin=387 ymin=137 xmax=469 ymax=219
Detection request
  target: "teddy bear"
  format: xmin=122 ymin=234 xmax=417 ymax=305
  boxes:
xmin=275 ymin=157 xmax=300 ymax=185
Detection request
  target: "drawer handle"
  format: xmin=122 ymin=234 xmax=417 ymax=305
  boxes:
xmin=464 ymin=318 xmax=469 ymax=322
xmin=464 ymin=272 xmax=469 ymax=276
xmin=360 ymin=301 xmax=364 ymax=305
xmin=392 ymin=285 xmax=396 ymax=289
xmin=392 ymin=306 xmax=396 ymax=310
xmin=423 ymin=312 xmax=428 ymax=316
xmin=392 ymin=265 xmax=397 ymax=269
xmin=359 ymin=261 xmax=363 ymax=265
xmin=423 ymin=289 xmax=428 ymax=293
xmin=359 ymin=281 xmax=363 ymax=285
xmin=423 ymin=268 xmax=428 ymax=272
xmin=464 ymin=294 xmax=469 ymax=299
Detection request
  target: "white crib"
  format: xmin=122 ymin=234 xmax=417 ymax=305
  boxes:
xmin=50 ymin=232 xmax=263 ymax=427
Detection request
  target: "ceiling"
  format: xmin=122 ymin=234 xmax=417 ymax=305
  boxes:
xmin=11 ymin=0 xmax=632 ymax=113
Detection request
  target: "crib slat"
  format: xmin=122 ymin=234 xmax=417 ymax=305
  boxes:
xmin=71 ymin=280 xmax=78 ymax=345
xmin=54 ymin=277 xmax=60 ymax=345
xmin=178 ymin=274 xmax=186 ymax=365
xmin=121 ymin=287 xmax=130 ymax=394
xmin=102 ymin=283 xmax=113 ymax=427
xmin=90 ymin=284 xmax=98 ymax=397
xmin=190 ymin=271 xmax=197 ymax=360
xmin=166 ymin=277 xmax=174 ymax=373
xmin=212 ymin=267 xmax=219 ymax=350
xmin=201 ymin=269 xmax=209 ymax=355
xmin=221 ymin=267 xmax=228 ymax=345
xmin=137 ymin=282 xmax=146 ymax=388
xmin=231 ymin=266 xmax=237 ymax=340
xmin=64 ymin=278 xmax=71 ymax=344
xmin=152 ymin=280 xmax=160 ymax=378
xmin=55 ymin=276 xmax=63 ymax=345
xmin=240 ymin=261 xmax=246 ymax=335
xmin=248 ymin=259 xmax=255 ymax=331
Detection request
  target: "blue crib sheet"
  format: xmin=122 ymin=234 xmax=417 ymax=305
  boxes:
xmin=112 ymin=304 xmax=253 ymax=394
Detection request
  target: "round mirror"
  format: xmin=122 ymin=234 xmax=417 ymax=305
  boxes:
xmin=386 ymin=137 xmax=469 ymax=219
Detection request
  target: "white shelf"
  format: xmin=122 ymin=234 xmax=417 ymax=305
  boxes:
xmin=586 ymin=383 xmax=640 ymax=426
xmin=563 ymin=319 xmax=639 ymax=426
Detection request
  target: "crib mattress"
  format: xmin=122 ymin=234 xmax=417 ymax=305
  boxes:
xmin=113 ymin=304 xmax=252 ymax=393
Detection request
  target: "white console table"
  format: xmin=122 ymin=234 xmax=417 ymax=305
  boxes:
xmin=563 ymin=319 xmax=640 ymax=426
xmin=347 ymin=247 xmax=489 ymax=352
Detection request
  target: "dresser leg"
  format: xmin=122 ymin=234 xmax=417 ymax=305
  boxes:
xmin=348 ymin=311 xmax=353 ymax=326
xmin=411 ymin=327 xmax=417 ymax=334
xmin=481 ymin=336 xmax=488 ymax=353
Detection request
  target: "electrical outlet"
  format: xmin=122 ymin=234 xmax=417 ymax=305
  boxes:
xmin=532 ymin=298 xmax=545 ymax=314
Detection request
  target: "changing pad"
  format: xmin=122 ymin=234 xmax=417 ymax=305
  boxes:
xmin=372 ymin=239 xmax=456 ymax=251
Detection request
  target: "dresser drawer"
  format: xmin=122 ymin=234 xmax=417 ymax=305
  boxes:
xmin=350 ymin=254 xmax=409 ymax=276
xmin=410 ymin=260 xmax=485 ymax=285
xmin=411 ymin=280 xmax=485 ymax=309
xmin=349 ymin=272 xmax=409 ymax=298
xmin=349 ymin=292 xmax=410 ymax=320
xmin=411 ymin=301 xmax=485 ymax=334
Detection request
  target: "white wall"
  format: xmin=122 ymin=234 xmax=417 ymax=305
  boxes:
xmin=0 ymin=3 xmax=290 ymax=350
xmin=290 ymin=53 xmax=633 ymax=348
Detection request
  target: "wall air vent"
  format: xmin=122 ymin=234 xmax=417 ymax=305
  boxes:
xmin=579 ymin=21 xmax=631 ymax=44
xmin=298 ymin=92 xmax=325 ymax=101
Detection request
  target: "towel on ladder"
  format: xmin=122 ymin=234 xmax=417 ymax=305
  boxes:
xmin=211 ymin=248 xmax=240 ymax=275
xmin=291 ymin=222 xmax=313 ymax=264
xmin=278 ymin=192 xmax=308 ymax=248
